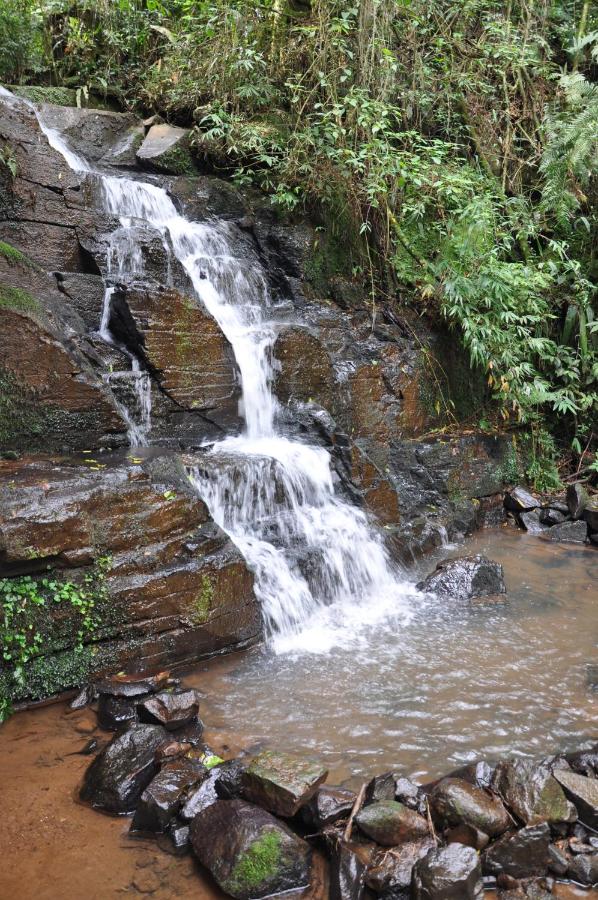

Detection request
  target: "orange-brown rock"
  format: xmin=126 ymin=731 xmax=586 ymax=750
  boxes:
xmin=273 ymin=326 xmax=334 ymax=411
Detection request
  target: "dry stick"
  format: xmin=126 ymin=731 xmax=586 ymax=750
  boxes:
xmin=424 ymin=797 xmax=439 ymax=846
xmin=343 ymin=783 xmax=367 ymax=843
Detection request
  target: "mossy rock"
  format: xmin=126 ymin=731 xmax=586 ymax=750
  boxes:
xmin=3 ymin=84 xmax=114 ymax=110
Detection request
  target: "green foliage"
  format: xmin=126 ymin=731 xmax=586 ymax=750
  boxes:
xmin=0 ymin=0 xmax=42 ymax=83
xmin=0 ymin=284 xmax=40 ymax=313
xmin=230 ymin=830 xmax=282 ymax=893
xmin=0 ymin=556 xmax=112 ymax=721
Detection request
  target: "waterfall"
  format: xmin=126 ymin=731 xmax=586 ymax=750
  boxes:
xmin=5 ymin=88 xmax=418 ymax=649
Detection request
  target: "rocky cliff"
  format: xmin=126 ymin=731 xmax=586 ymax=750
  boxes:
xmin=0 ymin=94 xmax=512 ymax=705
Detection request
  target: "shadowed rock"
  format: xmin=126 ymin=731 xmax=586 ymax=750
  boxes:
xmin=137 ymin=123 xmax=195 ymax=175
xmin=553 ymin=770 xmax=598 ymax=828
xmin=584 ymin=497 xmax=598 ymax=532
xmin=567 ymin=483 xmax=589 ymax=520
xmin=366 ymin=837 xmax=435 ymax=895
xmin=492 ymin=759 xmax=576 ymax=826
xmin=329 ymin=842 xmax=371 ymax=900
xmin=241 ymin=750 xmax=328 ymax=817
xmin=429 ymin=778 xmax=510 ymax=837
xmin=131 ymin=757 xmax=207 ymax=833
xmin=80 ymin=722 xmax=167 ymax=814
xmin=190 ymin=799 xmax=311 ymax=899
xmin=504 ymin=488 xmax=539 ymax=512
xmin=483 ymin=824 xmax=551 ymax=878
xmin=541 ymin=520 xmax=588 ymax=544
xmin=413 ymin=842 xmax=484 ymax=899
xmin=417 ymin=555 xmax=506 ymax=602
xmin=356 ymin=800 xmax=430 ymax=846
xmin=302 ymin=786 xmax=356 ymax=829
xmin=568 ymin=851 xmax=598 ymax=885
xmin=97 ymin=693 xmax=140 ymax=731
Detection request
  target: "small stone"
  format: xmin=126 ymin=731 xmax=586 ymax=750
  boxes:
xmin=395 ymin=776 xmax=423 ymax=809
xmin=190 ymin=799 xmax=311 ymax=900
xmin=179 ymin=766 xmax=220 ymax=821
xmin=547 ymin=843 xmax=570 ymax=875
xmin=564 ymin=743 xmax=598 ymax=776
xmin=355 ymin=800 xmax=430 ymax=846
xmin=241 ymin=749 xmax=328 ymax=817
xmin=517 ymin=510 xmax=545 ymax=534
xmin=504 ymin=488 xmax=539 ymax=512
xmin=95 ymin=671 xmax=170 ymax=699
xmin=364 ymin=771 xmax=396 ymax=803
xmin=215 ymin=758 xmax=247 ymax=800
xmin=70 ymin=684 xmax=96 ymax=709
xmin=413 ymin=843 xmax=484 ymax=899
xmin=567 ymin=483 xmax=589 ymax=519
xmin=131 ymin=758 xmax=206 ymax=833
xmin=97 ymin=693 xmax=139 ymax=731
xmin=302 ymin=786 xmax=356 ymax=829
xmin=429 ymin=777 xmax=510 ymax=837
xmin=138 ymin=689 xmax=201 ymax=732
xmin=539 ymin=507 xmax=566 ymax=527
xmin=568 ymin=851 xmax=598 ymax=885
xmin=73 ymin=712 xmax=97 ymax=735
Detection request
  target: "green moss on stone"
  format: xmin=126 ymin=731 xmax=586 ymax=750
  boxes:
xmin=0 ymin=283 xmax=41 ymax=313
xmin=0 ymin=241 xmax=37 ymax=270
xmin=190 ymin=574 xmax=213 ymax=624
xmin=152 ymin=143 xmax=196 ymax=176
xmin=3 ymin=84 xmax=114 ymax=110
xmin=229 ymin=830 xmax=282 ymax=894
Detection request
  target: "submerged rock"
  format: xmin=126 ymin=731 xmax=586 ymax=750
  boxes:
xmin=416 ymin=555 xmax=506 ymax=602
xmin=79 ymin=722 xmax=167 ymax=814
xmin=412 ymin=842 xmax=484 ymax=899
xmin=492 ymin=759 xmax=576 ymax=826
xmin=241 ymin=750 xmax=328 ymax=817
xmin=355 ymin=800 xmax=430 ymax=846
xmin=553 ymin=770 xmax=598 ymax=828
xmin=138 ymin=689 xmax=201 ymax=732
xmin=483 ymin=824 xmax=551 ymax=878
xmin=131 ymin=757 xmax=206 ymax=833
xmin=429 ymin=778 xmax=510 ymax=837
xmin=190 ymin=799 xmax=311 ymax=899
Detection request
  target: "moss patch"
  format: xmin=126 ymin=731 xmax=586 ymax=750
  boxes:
xmin=190 ymin=574 xmax=213 ymax=625
xmin=229 ymin=830 xmax=282 ymax=895
xmin=0 ymin=283 xmax=41 ymax=314
xmin=3 ymin=84 xmax=114 ymax=110
xmin=0 ymin=241 xmax=37 ymax=270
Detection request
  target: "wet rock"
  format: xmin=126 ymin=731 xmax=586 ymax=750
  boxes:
xmin=131 ymin=757 xmax=206 ymax=833
xmin=553 ymin=770 xmax=598 ymax=828
xmin=412 ymin=843 xmax=484 ymax=899
xmin=366 ymin=837 xmax=436 ymax=895
xmin=584 ymin=497 xmax=598 ymax=532
xmin=504 ymin=488 xmax=539 ymax=513
xmin=330 ymin=842 xmax=369 ymax=900
xmin=517 ymin=510 xmax=545 ymax=535
xmin=80 ymin=722 xmax=167 ymax=814
xmin=96 ymin=671 xmax=171 ymax=698
xmin=70 ymin=684 xmax=96 ymax=710
xmin=445 ymin=823 xmax=489 ymax=850
xmin=443 ymin=761 xmax=494 ymax=791
xmin=429 ymin=778 xmax=510 ymax=837
xmin=483 ymin=824 xmax=551 ymax=878
xmin=547 ymin=843 xmax=569 ymax=876
xmin=215 ymin=758 xmax=247 ymax=800
xmin=395 ymin=777 xmax=424 ymax=810
xmin=179 ymin=766 xmax=220 ymax=821
xmin=241 ymin=749 xmax=328 ymax=817
xmin=356 ymin=800 xmax=430 ymax=846
xmin=540 ymin=520 xmax=588 ymax=544
xmin=564 ymin=743 xmax=598 ymax=776
xmin=538 ymin=508 xmax=566 ymax=527
xmin=136 ymin=124 xmax=195 ymax=175
xmin=302 ymin=786 xmax=356 ymax=829
xmin=190 ymin=799 xmax=311 ymax=899
xmin=567 ymin=851 xmax=598 ymax=884
xmin=138 ymin=689 xmax=201 ymax=732
xmin=166 ymin=819 xmax=191 ymax=856
xmin=492 ymin=759 xmax=576 ymax=826
xmin=567 ymin=483 xmax=589 ymax=520
xmin=416 ymin=555 xmax=506 ymax=602
xmin=365 ymin=771 xmax=397 ymax=804
xmin=497 ymin=878 xmax=554 ymax=900
xmin=97 ymin=693 xmax=139 ymax=731
xmin=172 ymin=721 xmax=207 ymax=747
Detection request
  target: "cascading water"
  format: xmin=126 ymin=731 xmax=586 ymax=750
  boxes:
xmin=4 ymin=86 xmax=418 ymax=649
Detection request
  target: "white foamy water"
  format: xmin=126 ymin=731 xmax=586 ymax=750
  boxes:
xmin=4 ymin=87 xmax=420 ymax=649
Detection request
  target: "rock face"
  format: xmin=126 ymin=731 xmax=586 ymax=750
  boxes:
xmin=190 ymin=799 xmax=312 ymax=899
xmin=241 ymin=750 xmax=328 ymax=818
xmin=553 ymin=770 xmax=598 ymax=828
xmin=483 ymin=824 xmax=551 ymax=878
xmin=0 ymin=455 xmax=259 ymax=703
xmin=355 ymin=800 xmax=430 ymax=846
xmin=416 ymin=555 xmax=507 ymax=601
xmin=429 ymin=778 xmax=510 ymax=837
xmin=412 ymin=843 xmax=484 ymax=899
xmin=79 ymin=722 xmax=167 ymax=814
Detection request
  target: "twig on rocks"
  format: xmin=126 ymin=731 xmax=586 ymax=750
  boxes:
xmin=343 ymin=783 xmax=366 ymax=843
xmin=425 ymin=796 xmax=439 ymax=846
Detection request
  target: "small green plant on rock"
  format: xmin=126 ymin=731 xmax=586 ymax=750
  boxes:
xmin=229 ymin=831 xmax=282 ymax=896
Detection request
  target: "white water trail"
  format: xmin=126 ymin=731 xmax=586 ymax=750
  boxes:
xmin=3 ymin=86 xmax=420 ymax=650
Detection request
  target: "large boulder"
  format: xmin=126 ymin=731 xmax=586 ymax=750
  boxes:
xmin=416 ymin=555 xmax=506 ymax=602
xmin=136 ymin=124 xmax=195 ymax=175
xmin=412 ymin=843 xmax=484 ymax=899
xmin=355 ymin=800 xmax=430 ymax=846
xmin=428 ymin=778 xmax=510 ymax=837
xmin=492 ymin=759 xmax=576 ymax=826
xmin=483 ymin=824 xmax=551 ymax=878
xmin=190 ymin=799 xmax=312 ymax=899
xmin=241 ymin=750 xmax=328 ymax=818
xmin=553 ymin=770 xmax=598 ymax=828
xmin=79 ymin=722 xmax=167 ymax=814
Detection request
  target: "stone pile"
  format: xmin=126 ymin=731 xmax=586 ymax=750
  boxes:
xmin=504 ymin=484 xmax=598 ymax=546
xmin=76 ymin=671 xmax=598 ymax=898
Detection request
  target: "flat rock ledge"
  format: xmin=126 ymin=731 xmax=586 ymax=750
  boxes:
xmin=75 ymin=669 xmax=598 ymax=898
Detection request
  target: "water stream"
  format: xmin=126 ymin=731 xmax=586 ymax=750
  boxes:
xmin=12 ymin=88 xmax=419 ymax=648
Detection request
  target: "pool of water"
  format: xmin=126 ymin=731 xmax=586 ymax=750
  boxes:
xmin=190 ymin=528 xmax=598 ymax=784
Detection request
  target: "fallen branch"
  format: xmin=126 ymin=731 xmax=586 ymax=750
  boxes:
xmin=343 ymin=783 xmax=366 ymax=843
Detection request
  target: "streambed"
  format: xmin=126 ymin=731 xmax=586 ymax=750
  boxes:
xmin=0 ymin=528 xmax=596 ymax=898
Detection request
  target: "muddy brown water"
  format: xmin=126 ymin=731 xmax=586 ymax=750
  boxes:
xmin=0 ymin=528 xmax=596 ymax=898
